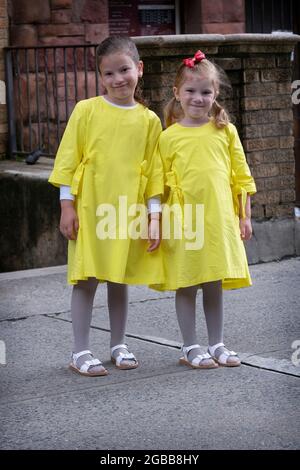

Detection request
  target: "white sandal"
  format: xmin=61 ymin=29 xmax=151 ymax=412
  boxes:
xmin=69 ymin=350 xmax=108 ymax=376
xmin=208 ymin=342 xmax=241 ymax=367
xmin=111 ymin=344 xmax=138 ymax=370
xmin=179 ymin=344 xmax=218 ymax=369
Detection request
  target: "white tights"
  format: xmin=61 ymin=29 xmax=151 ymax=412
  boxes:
xmin=71 ymin=278 xmax=132 ymax=370
xmin=175 ymin=280 xmax=224 ymax=362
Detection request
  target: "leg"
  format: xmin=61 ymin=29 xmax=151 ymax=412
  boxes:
xmin=176 ymin=285 xmax=215 ymax=367
xmin=107 ymin=282 xmax=137 ymax=369
xmin=202 ymin=280 xmax=240 ymax=366
xmin=70 ymin=277 xmax=107 ymax=375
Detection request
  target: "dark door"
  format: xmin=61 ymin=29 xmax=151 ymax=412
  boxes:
xmin=245 ymin=0 xmax=300 ymax=206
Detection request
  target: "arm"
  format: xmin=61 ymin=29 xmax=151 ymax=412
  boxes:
xmin=59 ymin=185 xmax=79 ymax=240
xmin=228 ymin=124 xmax=256 ymax=222
xmin=238 ymin=193 xmax=252 ymax=241
xmin=147 ymin=196 xmax=161 ymax=252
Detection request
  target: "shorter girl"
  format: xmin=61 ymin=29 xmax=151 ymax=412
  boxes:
xmin=155 ymin=50 xmax=256 ymax=368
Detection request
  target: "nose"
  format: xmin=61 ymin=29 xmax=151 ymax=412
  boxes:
xmin=114 ymin=73 xmax=125 ymax=85
xmin=194 ymin=93 xmax=203 ymax=103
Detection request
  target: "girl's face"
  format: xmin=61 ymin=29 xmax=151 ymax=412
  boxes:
xmin=174 ymin=74 xmax=217 ymax=126
xmin=99 ymin=52 xmax=143 ymax=106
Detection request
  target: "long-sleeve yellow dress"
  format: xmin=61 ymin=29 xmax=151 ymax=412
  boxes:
xmin=152 ymin=120 xmax=256 ymax=291
xmin=49 ymin=96 xmax=164 ymax=285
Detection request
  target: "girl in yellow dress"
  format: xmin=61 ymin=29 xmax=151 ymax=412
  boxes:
xmin=155 ymin=50 xmax=256 ymax=369
xmin=49 ymin=36 xmax=163 ymax=376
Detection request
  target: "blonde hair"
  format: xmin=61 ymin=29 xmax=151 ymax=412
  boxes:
xmin=96 ymin=36 xmax=147 ymax=107
xmin=164 ymin=58 xmax=230 ymax=128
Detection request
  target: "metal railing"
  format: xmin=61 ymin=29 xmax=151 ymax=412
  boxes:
xmin=5 ymin=44 xmax=100 ymax=158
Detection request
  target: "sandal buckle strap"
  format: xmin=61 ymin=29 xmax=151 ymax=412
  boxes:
xmin=72 ymin=350 xmax=93 ymax=362
xmin=182 ymin=344 xmax=201 ymax=356
xmin=80 ymin=358 xmax=102 ymax=373
xmin=111 ymin=343 xmax=128 ymax=355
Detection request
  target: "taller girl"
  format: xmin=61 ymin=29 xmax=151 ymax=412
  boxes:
xmin=49 ymin=36 xmax=163 ymax=376
xmin=156 ymin=50 xmax=256 ymax=368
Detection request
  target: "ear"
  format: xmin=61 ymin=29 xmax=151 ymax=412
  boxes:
xmin=173 ymin=86 xmax=180 ymax=101
xmin=138 ymin=60 xmax=144 ymax=78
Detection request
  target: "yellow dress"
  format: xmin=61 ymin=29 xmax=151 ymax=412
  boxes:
xmin=49 ymin=96 xmax=164 ymax=285
xmin=152 ymin=121 xmax=256 ymax=291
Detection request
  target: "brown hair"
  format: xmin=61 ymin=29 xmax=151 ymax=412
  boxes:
xmin=164 ymin=57 xmax=230 ymax=128
xmin=96 ymin=36 xmax=147 ymax=106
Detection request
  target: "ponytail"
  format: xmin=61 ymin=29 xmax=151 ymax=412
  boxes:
xmin=210 ymin=100 xmax=230 ymax=128
xmin=164 ymin=97 xmax=183 ymax=128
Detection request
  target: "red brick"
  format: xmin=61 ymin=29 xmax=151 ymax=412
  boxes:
xmin=51 ymin=9 xmax=72 ymax=24
xmin=38 ymin=24 xmax=85 ymax=37
xmin=243 ymin=70 xmax=259 ymax=83
xmin=264 ymin=176 xmax=294 ymax=190
xmin=251 ymin=204 xmax=265 ymax=219
xmin=51 ymin=0 xmax=72 ymax=8
xmin=84 ymin=24 xmax=109 ymax=44
xmin=201 ymin=0 xmax=223 ymax=23
xmin=202 ymin=22 xmax=245 ymax=34
xmin=223 ymin=0 xmax=245 ymax=22
xmin=253 ymin=190 xmax=280 ymax=205
xmin=242 ymin=109 xmax=278 ymax=125
xmin=251 ymin=163 xmax=279 ymax=178
xmin=278 ymin=162 xmax=295 ymax=175
xmin=278 ymin=109 xmax=293 ymax=122
xmin=279 ymin=136 xmax=294 ymax=148
xmin=276 ymin=56 xmax=292 ymax=67
xmin=72 ymin=0 xmax=108 ymax=23
xmin=11 ymin=0 xmax=51 ymax=24
xmin=244 ymin=138 xmax=279 ymax=152
xmin=243 ymin=57 xmax=275 ymax=69
xmin=243 ymin=82 xmax=277 ymax=97
xmin=280 ymin=189 xmax=295 ymax=203
xmin=261 ymin=69 xmax=291 ymax=82
xmin=265 ymin=204 xmax=294 ymax=217
xmin=10 ymin=25 xmax=38 ymax=47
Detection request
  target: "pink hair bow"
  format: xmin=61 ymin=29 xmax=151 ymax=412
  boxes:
xmin=183 ymin=50 xmax=206 ymax=68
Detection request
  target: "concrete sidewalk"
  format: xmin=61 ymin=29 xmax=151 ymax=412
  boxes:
xmin=0 ymin=258 xmax=299 ymax=450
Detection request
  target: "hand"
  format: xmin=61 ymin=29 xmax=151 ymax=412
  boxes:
xmin=60 ymin=201 xmax=79 ymax=240
xmin=147 ymin=217 xmax=160 ymax=252
xmin=239 ymin=217 xmax=252 ymax=241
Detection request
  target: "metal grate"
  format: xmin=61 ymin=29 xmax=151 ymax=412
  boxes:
xmin=5 ymin=45 xmax=100 ymax=158
xmin=245 ymin=0 xmax=293 ymax=33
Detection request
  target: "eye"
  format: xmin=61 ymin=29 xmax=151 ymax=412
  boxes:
xmin=186 ymin=89 xmax=194 ymax=93
xmin=104 ymin=72 xmax=112 ymax=76
xmin=121 ymin=67 xmax=130 ymax=72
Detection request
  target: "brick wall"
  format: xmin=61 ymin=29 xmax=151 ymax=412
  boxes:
xmin=200 ymin=0 xmax=245 ymax=34
xmin=8 ymin=0 xmax=109 ymax=46
xmin=136 ymin=34 xmax=299 ymax=219
xmin=0 ymin=0 xmax=8 ymax=157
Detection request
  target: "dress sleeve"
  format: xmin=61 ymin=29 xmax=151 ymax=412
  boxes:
xmin=228 ymin=124 xmax=256 ymax=217
xmin=143 ymin=112 xmax=164 ymax=200
xmin=157 ymin=133 xmax=174 ymax=204
xmin=229 ymin=124 xmax=256 ymax=194
xmin=48 ymin=101 xmax=86 ymax=188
